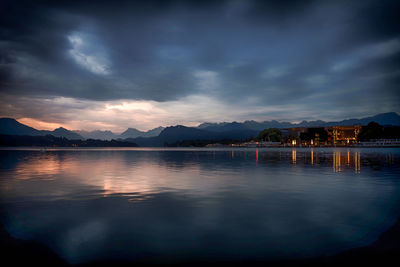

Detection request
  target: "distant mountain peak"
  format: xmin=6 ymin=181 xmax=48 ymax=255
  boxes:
xmin=54 ymin=127 xmax=68 ymax=131
xmin=122 ymin=128 xmax=141 ymax=133
xmin=118 ymin=126 xmax=164 ymax=139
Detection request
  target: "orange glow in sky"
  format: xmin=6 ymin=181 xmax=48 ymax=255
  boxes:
xmin=18 ymin=118 xmax=65 ymax=131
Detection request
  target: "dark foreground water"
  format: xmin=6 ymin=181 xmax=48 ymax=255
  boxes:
xmin=0 ymin=147 xmax=399 ymax=264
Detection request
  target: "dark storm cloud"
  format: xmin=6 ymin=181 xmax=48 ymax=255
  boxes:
xmin=0 ymin=0 xmax=399 ymax=122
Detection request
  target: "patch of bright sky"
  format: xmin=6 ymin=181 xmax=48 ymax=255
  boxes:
xmin=105 ymin=102 xmax=154 ymax=112
xmin=68 ymin=33 xmax=111 ymax=75
xmin=18 ymin=117 xmax=68 ymax=131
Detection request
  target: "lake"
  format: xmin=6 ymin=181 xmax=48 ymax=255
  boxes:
xmin=0 ymin=147 xmax=399 ymax=264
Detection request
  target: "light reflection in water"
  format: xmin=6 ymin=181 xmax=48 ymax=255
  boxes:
xmin=354 ymin=151 xmax=361 ymax=173
xmin=311 ymin=149 xmax=314 ymax=165
xmin=14 ymin=154 xmax=68 ymax=179
xmin=2 ymin=148 xmax=384 ymax=201
xmin=347 ymin=150 xmax=350 ymax=166
xmin=5 ymin=152 xmax=217 ymax=200
xmin=329 ymin=150 xmax=362 ymax=173
xmin=256 ymin=149 xmax=258 ymax=165
xmin=292 ymin=149 xmax=296 ymax=164
xmin=0 ymin=148 xmax=399 ymax=264
xmin=333 ymin=151 xmax=342 ymax=172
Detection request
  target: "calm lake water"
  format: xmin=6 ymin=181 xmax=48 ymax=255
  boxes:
xmin=0 ymin=147 xmax=399 ymax=264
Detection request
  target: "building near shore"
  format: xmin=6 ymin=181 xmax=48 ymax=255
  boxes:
xmin=328 ymin=125 xmax=362 ymax=144
xmin=283 ymin=125 xmax=362 ymax=146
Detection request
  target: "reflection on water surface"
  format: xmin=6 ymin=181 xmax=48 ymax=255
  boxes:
xmin=0 ymin=148 xmax=399 ymax=264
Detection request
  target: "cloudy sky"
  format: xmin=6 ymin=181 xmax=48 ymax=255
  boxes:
xmin=1 ymin=0 xmax=399 ymax=132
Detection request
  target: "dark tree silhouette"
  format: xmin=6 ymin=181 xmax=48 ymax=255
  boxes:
xmin=357 ymin=122 xmax=384 ymax=141
xmin=257 ymin=128 xmax=282 ymax=142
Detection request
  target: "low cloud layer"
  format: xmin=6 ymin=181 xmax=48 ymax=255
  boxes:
xmin=1 ymin=0 xmax=399 ymax=130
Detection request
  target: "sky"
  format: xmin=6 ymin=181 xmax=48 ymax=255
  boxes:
xmin=0 ymin=0 xmax=399 ymax=132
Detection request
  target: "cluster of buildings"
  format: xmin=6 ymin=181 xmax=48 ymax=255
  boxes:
xmin=232 ymin=125 xmax=363 ymax=147
xmin=282 ymin=125 xmax=362 ymax=146
xmin=206 ymin=125 xmax=399 ymax=147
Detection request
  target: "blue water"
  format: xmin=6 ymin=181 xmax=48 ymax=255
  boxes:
xmin=0 ymin=147 xmax=399 ymax=264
